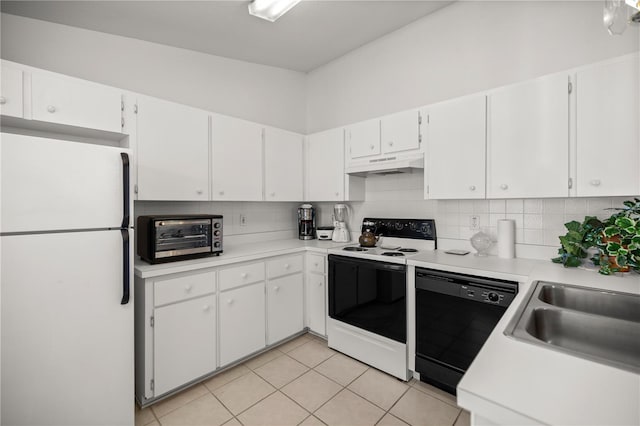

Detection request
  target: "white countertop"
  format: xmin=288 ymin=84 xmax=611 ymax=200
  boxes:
xmin=135 ymin=239 xmax=640 ymax=425
xmin=457 ymin=263 xmax=640 ymax=426
xmin=135 ymin=238 xmax=347 ymax=278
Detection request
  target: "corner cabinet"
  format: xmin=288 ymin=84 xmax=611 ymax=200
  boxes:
xmin=136 ymin=96 xmax=210 ymax=201
xmin=425 ymin=95 xmax=486 ymax=199
xmin=264 ymin=127 xmax=304 ymax=201
xmin=0 ymin=62 xmax=23 ymax=118
xmin=487 ymin=73 xmax=570 ymax=199
xmin=575 ymin=54 xmax=639 ymax=197
xmin=305 ymin=253 xmax=327 ymax=337
xmin=211 ymin=113 xmax=263 ymax=201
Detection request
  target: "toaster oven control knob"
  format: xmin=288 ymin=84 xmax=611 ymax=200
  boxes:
xmin=214 ymin=242 xmax=221 ymax=248
xmin=488 ymin=292 xmax=500 ymax=303
xmin=214 ymin=222 xmax=221 ymax=229
xmin=214 ymin=230 xmax=221 ymax=236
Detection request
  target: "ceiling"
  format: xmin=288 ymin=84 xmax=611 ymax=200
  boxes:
xmin=0 ymin=1 xmax=453 ymax=73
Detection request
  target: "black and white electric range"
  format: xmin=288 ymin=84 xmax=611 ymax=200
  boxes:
xmin=326 ymin=218 xmax=436 ymax=381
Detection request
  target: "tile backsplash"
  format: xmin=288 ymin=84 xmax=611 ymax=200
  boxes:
xmin=135 ymin=172 xmax=637 ymax=259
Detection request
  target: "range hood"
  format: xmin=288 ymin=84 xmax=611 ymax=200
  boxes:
xmin=346 ymin=152 xmax=424 ymax=177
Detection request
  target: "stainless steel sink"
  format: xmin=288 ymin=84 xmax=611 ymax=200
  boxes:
xmin=505 ymin=281 xmax=640 ymax=373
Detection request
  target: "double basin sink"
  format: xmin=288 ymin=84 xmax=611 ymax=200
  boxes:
xmin=505 ymin=281 xmax=640 ymax=373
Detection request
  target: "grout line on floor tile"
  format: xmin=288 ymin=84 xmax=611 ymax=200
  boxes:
xmin=410 ymin=381 xmax=459 ymax=408
xmin=451 ymin=407 xmax=464 ymax=426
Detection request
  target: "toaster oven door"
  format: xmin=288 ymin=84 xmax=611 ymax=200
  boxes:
xmin=154 ymin=219 xmax=212 ymax=259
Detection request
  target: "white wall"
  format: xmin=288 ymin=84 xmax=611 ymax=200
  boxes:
xmin=306 ymin=1 xmax=639 ymax=132
xmin=0 ymin=13 xmax=307 ymax=133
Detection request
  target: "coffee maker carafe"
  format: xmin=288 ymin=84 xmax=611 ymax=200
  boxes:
xmin=332 ymin=204 xmax=350 ymax=243
xmin=297 ymin=204 xmax=316 ymax=240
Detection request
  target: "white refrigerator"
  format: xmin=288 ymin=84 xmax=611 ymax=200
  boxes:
xmin=1 ymin=132 xmax=134 ymax=425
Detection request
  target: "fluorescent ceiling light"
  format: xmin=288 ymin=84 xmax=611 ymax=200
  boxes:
xmin=248 ymin=0 xmax=301 ymax=22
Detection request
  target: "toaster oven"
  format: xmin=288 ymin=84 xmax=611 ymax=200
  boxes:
xmin=137 ymin=215 xmax=223 ymax=264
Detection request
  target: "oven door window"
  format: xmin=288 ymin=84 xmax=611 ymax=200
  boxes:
xmin=328 ymin=255 xmax=406 ymax=343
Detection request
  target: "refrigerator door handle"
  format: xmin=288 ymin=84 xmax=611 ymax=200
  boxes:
xmin=121 ymin=153 xmax=130 ymax=229
xmin=121 ymin=228 xmax=130 ymax=305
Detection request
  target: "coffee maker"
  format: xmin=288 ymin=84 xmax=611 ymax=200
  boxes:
xmin=297 ymin=204 xmax=316 ymax=240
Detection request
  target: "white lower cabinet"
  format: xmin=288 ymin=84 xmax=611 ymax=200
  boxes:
xmin=154 ymin=295 xmax=216 ymax=396
xmin=219 ymin=281 xmax=266 ymax=366
xmin=305 ymin=253 xmax=326 ymax=337
xmin=267 ymin=274 xmax=304 ymax=344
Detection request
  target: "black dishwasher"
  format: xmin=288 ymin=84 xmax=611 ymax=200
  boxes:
xmin=415 ymin=268 xmax=518 ymax=395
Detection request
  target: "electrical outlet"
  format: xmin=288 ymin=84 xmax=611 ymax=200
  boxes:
xmin=469 ymin=215 xmax=480 ymax=230
xmin=239 ymin=214 xmax=247 ymax=227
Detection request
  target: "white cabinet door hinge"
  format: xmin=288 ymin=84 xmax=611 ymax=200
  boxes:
xmin=418 ymin=112 xmax=422 ymax=125
xmin=568 ymin=178 xmax=573 ymax=189
xmin=419 ymin=134 xmax=422 ymax=143
xmin=134 ymin=104 xmax=138 ymax=114
xmin=134 ymin=184 xmax=139 ymax=194
xmin=426 ymin=185 xmax=430 ymax=194
xmin=121 ymin=117 xmax=125 ymax=128
xmin=150 ymin=379 xmax=154 ymax=391
xmin=150 ymin=316 xmax=154 ymax=327
xmin=121 ymin=100 xmax=124 ymax=112
xmin=568 ymin=81 xmax=573 ymax=94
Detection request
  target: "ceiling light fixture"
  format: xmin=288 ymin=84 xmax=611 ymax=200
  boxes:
xmin=248 ymin=0 xmax=301 ymax=22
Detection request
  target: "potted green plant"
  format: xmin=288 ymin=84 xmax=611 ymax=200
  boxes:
xmin=596 ymin=198 xmax=640 ymax=275
xmin=552 ymin=198 xmax=640 ymax=275
xmin=552 ymin=216 xmax=603 ymax=268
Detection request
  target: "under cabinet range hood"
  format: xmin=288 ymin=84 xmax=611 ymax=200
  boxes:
xmin=346 ymin=152 xmax=424 ymax=176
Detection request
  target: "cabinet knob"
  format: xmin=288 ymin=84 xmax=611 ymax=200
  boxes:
xmin=203 ymin=305 xmax=210 ymax=311
xmin=196 ymin=189 xmax=203 ymax=195
xmin=388 ymin=141 xmax=394 ymax=147
xmin=240 ymin=272 xmax=248 ymax=279
xmin=270 ymin=192 xmax=275 ymax=197
xmin=273 ymin=286 xmax=280 ymax=292
xmin=369 ymin=144 xmax=375 ymax=150
xmin=469 ymin=185 xmax=476 ymax=191
xmin=226 ymin=299 xmax=234 ymax=305
xmin=314 ymin=262 xmax=319 ymax=267
xmin=47 ymin=105 xmax=56 ymax=113
xmin=500 ymin=184 xmax=508 ymax=190
xmin=0 ymin=96 xmax=6 ymax=105
xmin=318 ymin=282 xmax=323 ymax=287
xmin=284 ymin=263 xmax=290 ymax=269
xmin=335 ymin=192 xmax=340 ymax=197
xmin=184 ymin=284 xmax=192 ymax=292
xmin=590 ymin=179 xmax=601 ymax=186
xmin=219 ymin=191 xmax=225 ymax=196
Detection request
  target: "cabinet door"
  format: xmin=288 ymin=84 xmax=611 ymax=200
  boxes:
xmin=219 ymin=282 xmax=265 ymax=365
xmin=306 ymin=128 xmax=345 ymax=201
xmin=427 ymin=95 xmax=486 ymax=199
xmin=154 ymin=295 xmax=216 ymax=396
xmin=305 ymin=272 xmax=326 ymax=337
xmin=576 ymin=55 xmax=639 ymax=196
xmin=0 ymin=62 xmax=23 ymax=118
xmin=31 ymin=71 xmax=122 ymax=133
xmin=381 ymin=110 xmax=421 ymax=154
xmin=136 ymin=96 xmax=209 ymax=201
xmin=211 ymin=114 xmax=263 ymax=201
xmin=267 ymin=274 xmax=303 ymax=345
xmin=264 ymin=127 xmax=303 ymax=201
xmin=347 ymin=119 xmax=380 ymax=159
xmin=487 ymin=73 xmax=569 ymax=198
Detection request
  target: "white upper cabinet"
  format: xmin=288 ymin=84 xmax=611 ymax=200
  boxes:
xmin=380 ymin=110 xmax=421 ymax=154
xmin=306 ymin=128 xmax=345 ymax=201
xmin=211 ymin=114 xmax=263 ymax=201
xmin=575 ymin=54 xmax=639 ymax=197
xmin=136 ymin=96 xmax=210 ymax=201
xmin=0 ymin=62 xmax=23 ymax=118
xmin=346 ymin=118 xmax=381 ymax=159
xmin=264 ymin=127 xmax=304 ymax=201
xmin=31 ymin=71 xmax=122 ymax=133
xmin=487 ymin=73 xmax=569 ymax=199
xmin=426 ymin=95 xmax=486 ymax=199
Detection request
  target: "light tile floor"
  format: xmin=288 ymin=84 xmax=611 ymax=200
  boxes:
xmin=136 ymin=333 xmax=471 ymax=426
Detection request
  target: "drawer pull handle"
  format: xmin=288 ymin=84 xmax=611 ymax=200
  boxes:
xmin=469 ymin=185 xmax=476 ymax=191
xmin=500 ymin=184 xmax=508 ymax=190
xmin=185 ymin=284 xmax=192 ymax=292
xmin=241 ymin=273 xmax=248 ymax=278
xmin=47 ymin=105 xmax=56 ymax=113
xmin=590 ymin=179 xmax=601 ymax=186
xmin=273 ymin=286 xmax=280 ymax=292
xmin=284 ymin=263 xmax=290 ymax=269
xmin=226 ymin=299 xmax=234 ymax=305
xmin=203 ymin=305 xmax=210 ymax=311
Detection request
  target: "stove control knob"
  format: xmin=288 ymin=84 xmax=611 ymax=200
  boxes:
xmin=395 ymin=222 xmax=403 ymax=230
xmin=214 ymin=230 xmax=221 ymax=236
xmin=487 ymin=292 xmax=500 ymax=303
xmin=409 ymin=222 xmax=417 ymax=231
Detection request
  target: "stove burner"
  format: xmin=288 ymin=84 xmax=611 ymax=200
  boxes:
xmin=381 ymin=252 xmax=405 ymax=257
xmin=343 ymin=246 xmax=368 ymax=252
xmin=398 ymin=248 xmax=418 ymax=253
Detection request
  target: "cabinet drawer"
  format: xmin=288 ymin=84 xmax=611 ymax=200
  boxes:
xmin=219 ymin=261 xmax=265 ymax=291
xmin=306 ymin=254 xmax=325 ymax=274
xmin=154 ymin=271 xmax=216 ymax=306
xmin=267 ymin=254 xmax=303 ymax=279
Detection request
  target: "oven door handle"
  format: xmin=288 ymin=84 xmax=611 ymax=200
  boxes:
xmin=328 ymin=254 xmax=406 ymax=272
